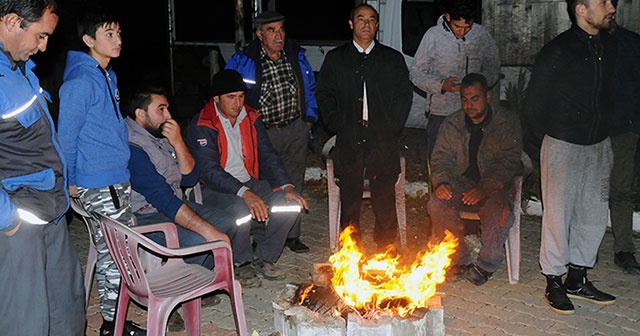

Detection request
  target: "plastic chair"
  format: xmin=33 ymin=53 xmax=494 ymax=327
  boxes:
xmin=322 ymin=135 xmax=407 ymax=252
xmin=457 ymin=152 xmax=533 ymax=285
xmin=94 ymin=212 xmax=248 ymax=336
xmin=69 ymin=196 xmax=98 ymax=308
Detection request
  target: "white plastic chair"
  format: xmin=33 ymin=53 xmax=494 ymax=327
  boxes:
xmin=322 ymin=135 xmax=407 ymax=252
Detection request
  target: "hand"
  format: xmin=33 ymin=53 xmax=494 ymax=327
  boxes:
xmin=4 ymin=221 xmax=20 ymax=237
xmin=68 ymin=185 xmax=78 ymax=198
xmin=461 ymin=187 xmax=486 ymax=206
xmin=434 ymin=183 xmax=453 ymax=201
xmin=161 ymin=119 xmax=183 ymax=147
xmin=203 ymin=228 xmax=230 ymax=245
xmin=283 ymin=185 xmax=309 ymax=212
xmin=441 ymin=77 xmax=461 ymax=93
xmin=241 ymin=190 xmax=270 ymax=222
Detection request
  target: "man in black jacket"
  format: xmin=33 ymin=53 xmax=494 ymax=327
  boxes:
xmin=526 ymin=0 xmax=617 ymax=315
xmin=316 ymin=3 xmax=413 ymax=250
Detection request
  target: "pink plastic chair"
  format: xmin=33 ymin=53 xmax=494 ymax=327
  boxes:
xmin=69 ymin=196 xmax=98 ymax=308
xmin=94 ymin=212 xmax=248 ymax=336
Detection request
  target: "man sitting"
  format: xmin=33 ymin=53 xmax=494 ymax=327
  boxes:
xmin=427 ymin=73 xmax=523 ymax=286
xmin=187 ymin=69 xmax=309 ymax=285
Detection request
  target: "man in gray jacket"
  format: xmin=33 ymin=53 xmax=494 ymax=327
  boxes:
xmin=410 ymin=0 xmax=500 ymax=161
xmin=427 ymin=73 xmax=522 ymax=286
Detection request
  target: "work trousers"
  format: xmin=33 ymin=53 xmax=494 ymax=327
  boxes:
xmin=609 ymin=132 xmax=639 ymax=254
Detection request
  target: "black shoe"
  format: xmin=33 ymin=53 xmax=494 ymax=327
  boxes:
xmin=286 ymin=238 xmax=310 ymax=253
xmin=545 ymin=278 xmax=575 ymax=315
xmin=614 ymin=252 xmax=640 ymax=275
xmin=565 ymin=279 xmax=616 ymax=305
xmin=447 ymin=264 xmax=470 ymax=282
xmin=464 ymin=264 xmax=492 ymax=286
xmin=100 ymin=320 xmax=146 ymax=336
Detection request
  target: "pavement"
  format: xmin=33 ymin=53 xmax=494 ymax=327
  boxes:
xmin=69 ymin=129 xmax=640 ymax=336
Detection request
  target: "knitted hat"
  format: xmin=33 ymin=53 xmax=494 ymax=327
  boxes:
xmin=210 ymin=69 xmax=247 ymax=97
xmin=254 ymin=11 xmax=285 ymax=29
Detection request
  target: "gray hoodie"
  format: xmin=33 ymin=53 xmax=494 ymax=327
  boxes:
xmin=410 ymin=15 xmax=501 ymax=117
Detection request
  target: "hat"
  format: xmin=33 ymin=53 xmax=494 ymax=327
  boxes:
xmin=254 ymin=11 xmax=285 ymax=29
xmin=211 ymin=69 xmax=247 ymax=97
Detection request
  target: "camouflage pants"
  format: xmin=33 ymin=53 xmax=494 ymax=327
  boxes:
xmin=77 ymin=183 xmax=132 ymax=322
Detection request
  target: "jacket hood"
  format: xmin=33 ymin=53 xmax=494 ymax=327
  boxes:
xmin=62 ymin=50 xmax=104 ymax=81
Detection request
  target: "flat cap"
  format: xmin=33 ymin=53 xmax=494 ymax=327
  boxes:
xmin=254 ymin=10 xmax=285 ymax=28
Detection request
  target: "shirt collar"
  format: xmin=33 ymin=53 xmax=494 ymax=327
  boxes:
xmin=353 ymin=40 xmax=375 ymax=54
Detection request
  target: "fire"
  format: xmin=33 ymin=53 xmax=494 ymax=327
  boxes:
xmin=327 ymin=225 xmax=457 ymax=317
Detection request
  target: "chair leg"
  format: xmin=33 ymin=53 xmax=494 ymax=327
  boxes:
xmin=85 ymin=243 xmax=97 ymax=308
xmin=113 ymin=289 xmax=131 ymax=336
xmin=327 ymin=158 xmax=341 ymax=252
xmin=182 ymin=299 xmax=202 ymax=336
xmin=229 ymin=280 xmax=249 ymax=336
xmin=506 ymin=176 xmax=523 ymax=284
xmin=396 ymin=156 xmax=407 ymax=249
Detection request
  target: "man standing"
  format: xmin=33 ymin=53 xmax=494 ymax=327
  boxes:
xmin=526 ymin=0 xmax=617 ymax=315
xmin=410 ymin=0 xmax=500 ymax=161
xmin=427 ymin=73 xmax=522 ymax=286
xmin=0 ymin=1 xmax=86 ymax=335
xmin=187 ymin=69 xmax=309 ymax=283
xmin=225 ymin=10 xmax=318 ymax=253
xmin=316 ymin=3 xmax=413 ymax=250
xmin=608 ymin=14 xmax=640 ymax=275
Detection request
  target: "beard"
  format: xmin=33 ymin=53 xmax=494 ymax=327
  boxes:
xmin=144 ymin=123 xmax=165 ymax=139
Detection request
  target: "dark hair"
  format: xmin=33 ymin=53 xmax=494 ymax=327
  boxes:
xmin=0 ymin=0 xmax=58 ymax=29
xmin=350 ymin=3 xmax=378 ymax=21
xmin=439 ymin=0 xmax=477 ymax=22
xmin=123 ymin=85 xmax=168 ymax=120
xmin=76 ymin=5 xmax=119 ymax=51
xmin=461 ymin=73 xmax=489 ymax=93
xmin=566 ymin=0 xmax=589 ymax=25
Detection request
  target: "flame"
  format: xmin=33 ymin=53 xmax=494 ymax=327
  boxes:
xmin=328 ymin=225 xmax=458 ymax=317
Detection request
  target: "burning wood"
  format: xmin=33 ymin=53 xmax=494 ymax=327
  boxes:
xmin=293 ymin=226 xmax=458 ymax=319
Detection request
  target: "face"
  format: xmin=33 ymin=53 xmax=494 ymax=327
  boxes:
xmin=85 ymin=22 xmax=122 ymax=61
xmin=444 ymin=14 xmax=473 ymax=39
xmin=214 ymin=91 xmax=245 ymax=121
xmin=5 ymin=7 xmax=58 ymax=62
xmin=256 ymin=21 xmax=285 ymax=55
xmin=349 ymin=6 xmax=379 ymax=43
xmin=138 ymin=94 xmax=170 ymax=138
xmin=580 ymin=0 xmax=616 ymax=32
xmin=461 ymin=82 xmax=491 ymax=123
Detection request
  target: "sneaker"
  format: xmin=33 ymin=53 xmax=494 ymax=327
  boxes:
xmin=286 ymin=238 xmax=310 ymax=253
xmin=566 ymin=279 xmax=616 ymax=305
xmin=614 ymin=252 xmax=640 ymax=275
xmin=234 ymin=262 xmax=262 ymax=288
xmin=463 ymin=264 xmax=492 ymax=286
xmin=545 ymin=279 xmax=575 ymax=315
xmin=251 ymin=258 xmax=287 ymax=280
xmin=100 ymin=320 xmax=146 ymax=336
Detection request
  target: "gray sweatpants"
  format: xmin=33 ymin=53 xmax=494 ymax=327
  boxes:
xmin=539 ymin=135 xmax=613 ymax=276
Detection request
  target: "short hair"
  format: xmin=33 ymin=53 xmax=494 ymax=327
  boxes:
xmin=123 ymin=85 xmax=168 ymax=120
xmin=440 ymin=0 xmax=477 ymax=22
xmin=460 ymin=73 xmax=490 ymax=93
xmin=350 ymin=3 xmax=378 ymax=21
xmin=76 ymin=6 xmax=120 ymax=51
xmin=566 ymin=0 xmax=589 ymax=25
xmin=0 ymin=0 xmax=58 ymax=29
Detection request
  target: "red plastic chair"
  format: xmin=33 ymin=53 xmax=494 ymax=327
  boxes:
xmin=94 ymin=212 xmax=248 ymax=336
xmin=69 ymin=196 xmax=98 ymax=308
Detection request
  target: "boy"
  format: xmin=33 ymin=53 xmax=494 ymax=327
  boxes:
xmin=57 ymin=7 xmax=145 ymax=335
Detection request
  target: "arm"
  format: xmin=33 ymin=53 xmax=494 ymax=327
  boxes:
xmin=299 ymin=48 xmax=319 ymax=124
xmin=316 ymin=51 xmax=341 ymax=133
xmin=57 ymin=78 xmax=91 ymax=188
xmin=0 ymin=191 xmax=19 ymax=235
xmin=389 ymin=51 xmax=414 ymax=134
xmin=161 ymin=118 xmax=194 ymax=175
xmin=173 ymin=204 xmax=230 ymax=244
xmin=410 ymin=30 xmax=451 ymax=95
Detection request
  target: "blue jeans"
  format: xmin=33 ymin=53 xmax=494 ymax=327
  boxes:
xmin=427 ymin=180 xmax=515 ymax=273
xmin=135 ymin=200 xmax=235 ymax=269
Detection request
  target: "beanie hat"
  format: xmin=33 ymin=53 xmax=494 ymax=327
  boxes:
xmin=211 ymin=69 xmax=247 ymax=97
xmin=254 ymin=11 xmax=285 ymax=29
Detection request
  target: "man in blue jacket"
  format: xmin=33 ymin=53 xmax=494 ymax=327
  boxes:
xmin=225 ymin=11 xmax=319 ymax=253
xmin=0 ymin=1 xmax=85 ymax=335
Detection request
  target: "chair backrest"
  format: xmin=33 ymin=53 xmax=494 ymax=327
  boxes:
xmin=95 ymin=212 xmax=155 ymax=299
